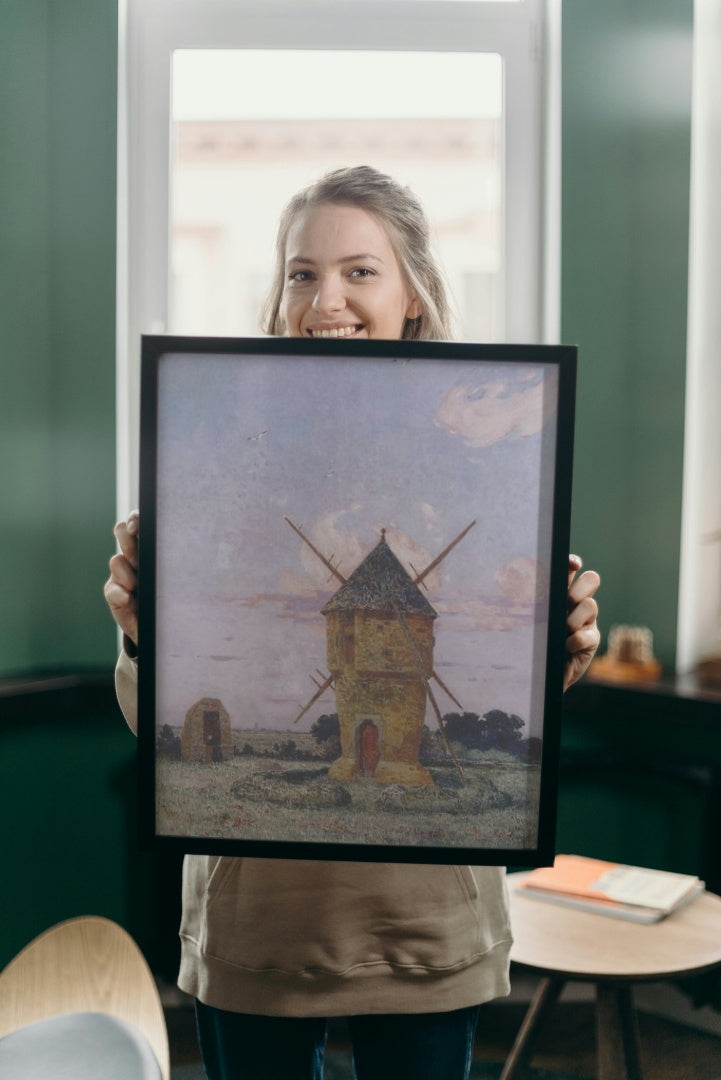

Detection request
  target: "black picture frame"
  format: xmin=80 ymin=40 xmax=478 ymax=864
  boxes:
xmin=138 ymin=335 xmax=576 ymax=865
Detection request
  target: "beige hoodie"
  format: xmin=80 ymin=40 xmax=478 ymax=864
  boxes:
xmin=116 ymin=650 xmax=512 ymax=1016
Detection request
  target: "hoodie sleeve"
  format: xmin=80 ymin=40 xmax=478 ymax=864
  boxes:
xmin=115 ymin=646 xmax=139 ymax=736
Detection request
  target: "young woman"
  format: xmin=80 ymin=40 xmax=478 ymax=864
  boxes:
xmin=106 ymin=166 xmax=601 ymax=1080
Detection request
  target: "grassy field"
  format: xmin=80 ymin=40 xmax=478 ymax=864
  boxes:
xmin=155 ymin=729 xmax=541 ymax=852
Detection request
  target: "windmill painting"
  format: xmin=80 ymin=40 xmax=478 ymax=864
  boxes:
xmin=139 ymin=336 xmax=576 ymax=864
xmin=288 ymin=517 xmax=473 ymax=787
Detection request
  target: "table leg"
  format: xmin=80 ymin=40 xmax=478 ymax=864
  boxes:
xmin=596 ymin=982 xmax=643 ymax=1080
xmin=499 ymin=976 xmax=565 ymax=1080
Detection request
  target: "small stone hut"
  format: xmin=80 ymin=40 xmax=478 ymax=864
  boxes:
xmin=181 ymin=697 xmax=233 ymax=762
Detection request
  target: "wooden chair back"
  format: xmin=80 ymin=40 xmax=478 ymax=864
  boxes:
xmin=0 ymin=916 xmax=169 ymax=1080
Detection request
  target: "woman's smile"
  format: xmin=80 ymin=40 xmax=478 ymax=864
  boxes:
xmin=306 ymin=323 xmax=365 ymax=338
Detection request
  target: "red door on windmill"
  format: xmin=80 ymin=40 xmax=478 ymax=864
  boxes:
xmin=358 ymin=720 xmax=381 ymax=775
xmin=288 ymin=518 xmax=473 ymax=787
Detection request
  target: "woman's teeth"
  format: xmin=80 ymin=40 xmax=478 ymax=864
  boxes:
xmin=310 ymin=325 xmax=360 ymax=338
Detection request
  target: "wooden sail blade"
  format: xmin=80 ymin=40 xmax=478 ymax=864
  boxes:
xmin=422 ymin=677 xmax=465 ymax=784
xmin=293 ymin=673 xmax=334 ymax=725
xmin=284 ymin=516 xmax=347 ymax=584
xmin=391 ymin=601 xmax=465 ymax=783
xmin=413 ymin=520 xmax=476 ymax=585
xmin=408 ymin=560 xmax=429 ymax=591
xmin=431 ymin=669 xmax=463 ymax=711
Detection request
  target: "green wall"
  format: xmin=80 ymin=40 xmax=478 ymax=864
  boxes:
xmin=0 ymin=0 xmax=118 ymax=675
xmin=562 ymin=0 xmax=693 ymax=669
xmin=0 ymin=0 xmax=130 ymax=971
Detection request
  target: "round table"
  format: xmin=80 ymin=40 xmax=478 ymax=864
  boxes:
xmin=502 ymin=872 xmax=721 ymax=1080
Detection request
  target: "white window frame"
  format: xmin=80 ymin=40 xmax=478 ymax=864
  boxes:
xmin=676 ymin=0 xmax=721 ymax=674
xmin=117 ymin=0 xmax=559 ymax=512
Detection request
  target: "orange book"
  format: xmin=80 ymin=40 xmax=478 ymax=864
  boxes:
xmin=517 ymin=855 xmax=703 ymax=923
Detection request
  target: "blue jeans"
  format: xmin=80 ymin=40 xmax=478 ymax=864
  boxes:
xmin=195 ymin=1000 xmax=481 ymax=1080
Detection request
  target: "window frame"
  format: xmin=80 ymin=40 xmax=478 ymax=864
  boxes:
xmin=676 ymin=0 xmax=721 ymax=674
xmin=117 ymin=0 xmax=558 ymax=511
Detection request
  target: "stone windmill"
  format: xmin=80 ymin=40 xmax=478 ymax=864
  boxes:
xmin=286 ymin=516 xmax=475 ymax=786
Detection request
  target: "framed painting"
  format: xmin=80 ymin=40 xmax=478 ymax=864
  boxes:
xmin=137 ymin=335 xmax=576 ymax=865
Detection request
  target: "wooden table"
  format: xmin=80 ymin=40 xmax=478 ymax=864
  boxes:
xmin=502 ymin=873 xmax=721 ymax=1080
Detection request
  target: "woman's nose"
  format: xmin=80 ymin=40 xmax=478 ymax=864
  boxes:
xmin=312 ymin=274 xmax=345 ymax=314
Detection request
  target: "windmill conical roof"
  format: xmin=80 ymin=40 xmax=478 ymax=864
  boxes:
xmin=321 ymin=534 xmax=437 ymax=617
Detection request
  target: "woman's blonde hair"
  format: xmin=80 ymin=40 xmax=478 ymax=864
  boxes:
xmin=261 ymin=165 xmax=454 ymax=340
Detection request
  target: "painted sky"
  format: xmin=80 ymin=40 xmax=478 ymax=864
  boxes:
xmin=153 ymin=350 xmax=559 ymax=737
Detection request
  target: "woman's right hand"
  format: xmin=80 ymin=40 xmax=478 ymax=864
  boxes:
xmin=104 ymin=510 xmax=139 ymax=646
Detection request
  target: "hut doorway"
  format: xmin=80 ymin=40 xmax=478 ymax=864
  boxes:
xmin=203 ymin=710 xmax=222 ymax=761
xmin=358 ymin=720 xmax=380 ymax=776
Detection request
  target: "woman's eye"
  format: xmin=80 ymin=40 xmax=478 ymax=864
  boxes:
xmin=349 ymin=267 xmax=375 ymax=279
xmin=288 ymin=269 xmax=313 ymax=283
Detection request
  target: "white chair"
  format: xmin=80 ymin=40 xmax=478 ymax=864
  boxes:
xmin=0 ymin=915 xmax=170 ymax=1079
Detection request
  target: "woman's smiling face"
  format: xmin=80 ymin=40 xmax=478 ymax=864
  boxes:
xmin=280 ymin=203 xmax=421 ymax=340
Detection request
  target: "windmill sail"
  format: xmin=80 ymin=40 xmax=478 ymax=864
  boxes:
xmin=431 ymin=669 xmax=464 ymax=711
xmin=285 ymin=516 xmax=347 ymax=584
xmin=293 ymin=672 xmax=334 ymax=725
xmin=413 ymin=520 xmax=476 ymax=586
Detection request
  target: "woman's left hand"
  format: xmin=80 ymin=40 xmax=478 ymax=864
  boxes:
xmin=564 ymin=555 xmax=601 ymax=691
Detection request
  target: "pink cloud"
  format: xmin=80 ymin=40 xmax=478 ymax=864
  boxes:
xmin=435 ymin=376 xmax=556 ymax=447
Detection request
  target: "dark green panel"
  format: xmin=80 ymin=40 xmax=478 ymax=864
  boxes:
xmin=562 ymin=0 xmax=693 ymax=668
xmin=559 ymin=681 xmax=721 ymax=889
xmin=0 ymin=0 xmax=118 ymax=674
xmin=47 ymin=0 xmax=118 ymax=667
xmin=0 ymin=2 xmax=55 ymax=668
xmin=0 ymin=686 xmax=134 ymax=967
xmin=0 ymin=682 xmax=184 ymax=976
xmin=556 ymin=771 xmax=707 ymax=876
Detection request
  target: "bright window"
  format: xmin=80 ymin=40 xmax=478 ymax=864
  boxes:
xmin=118 ymin=0 xmax=557 ymax=510
xmin=170 ymin=49 xmax=503 ymax=341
